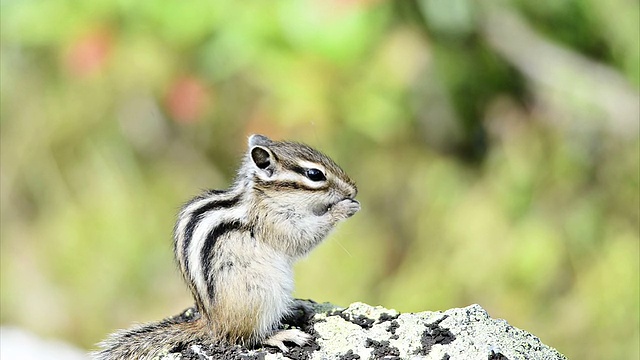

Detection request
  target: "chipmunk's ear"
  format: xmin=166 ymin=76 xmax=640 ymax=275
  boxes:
xmin=250 ymin=145 xmax=276 ymax=177
xmin=248 ymin=134 xmax=272 ymax=147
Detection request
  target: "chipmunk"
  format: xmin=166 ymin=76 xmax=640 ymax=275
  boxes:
xmin=93 ymin=134 xmax=360 ymax=359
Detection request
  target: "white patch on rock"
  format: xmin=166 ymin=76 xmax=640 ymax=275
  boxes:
xmin=163 ymin=301 xmax=566 ymax=360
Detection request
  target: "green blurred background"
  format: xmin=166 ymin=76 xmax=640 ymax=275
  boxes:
xmin=1 ymin=0 xmax=638 ymax=359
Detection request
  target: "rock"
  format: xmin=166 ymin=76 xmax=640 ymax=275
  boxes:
xmin=0 ymin=326 xmax=90 ymax=360
xmin=163 ymin=301 xmax=566 ymax=360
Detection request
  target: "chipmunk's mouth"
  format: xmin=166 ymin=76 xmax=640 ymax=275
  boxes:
xmin=311 ymin=197 xmax=356 ymax=216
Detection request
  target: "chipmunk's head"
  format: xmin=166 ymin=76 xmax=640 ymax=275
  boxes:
xmin=244 ymin=134 xmax=357 ymax=207
xmin=240 ymin=134 xmax=359 ymax=255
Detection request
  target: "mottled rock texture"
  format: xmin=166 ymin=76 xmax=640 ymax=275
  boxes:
xmin=161 ymin=301 xmax=566 ymax=360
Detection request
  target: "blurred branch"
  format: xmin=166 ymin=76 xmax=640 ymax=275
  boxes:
xmin=480 ymin=5 xmax=639 ymax=139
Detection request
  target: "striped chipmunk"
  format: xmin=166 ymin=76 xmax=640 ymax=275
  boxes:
xmin=94 ymin=134 xmax=360 ymax=359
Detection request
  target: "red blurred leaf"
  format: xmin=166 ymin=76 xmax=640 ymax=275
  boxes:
xmin=165 ymin=76 xmax=212 ymax=124
xmin=65 ymin=29 xmax=112 ymax=77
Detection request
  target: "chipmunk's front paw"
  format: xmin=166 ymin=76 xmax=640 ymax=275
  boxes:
xmin=329 ymin=198 xmax=360 ymax=220
xmin=264 ymin=329 xmax=312 ymax=352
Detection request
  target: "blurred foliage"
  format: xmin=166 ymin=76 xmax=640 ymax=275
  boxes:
xmin=1 ymin=1 xmax=638 ymax=359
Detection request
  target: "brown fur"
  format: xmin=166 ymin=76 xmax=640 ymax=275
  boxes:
xmin=92 ymin=135 xmax=359 ymax=358
xmin=92 ymin=308 xmax=209 ymax=360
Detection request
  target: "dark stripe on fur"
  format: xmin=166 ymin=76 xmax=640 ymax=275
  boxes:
xmin=287 ymin=164 xmax=307 ymax=176
xmin=181 ymin=194 xmax=241 ymax=276
xmin=254 ymin=177 xmax=328 ymax=192
xmin=200 ymin=220 xmax=244 ymax=302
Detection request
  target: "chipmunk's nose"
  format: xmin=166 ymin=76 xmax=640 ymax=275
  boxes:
xmin=349 ymin=188 xmax=358 ymax=199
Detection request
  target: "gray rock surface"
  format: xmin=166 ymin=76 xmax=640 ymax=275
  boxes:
xmin=164 ymin=301 xmax=567 ymax=360
xmin=0 ymin=326 xmax=90 ymax=360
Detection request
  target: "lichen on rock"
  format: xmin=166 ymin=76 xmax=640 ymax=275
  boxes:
xmin=162 ymin=301 xmax=566 ymax=360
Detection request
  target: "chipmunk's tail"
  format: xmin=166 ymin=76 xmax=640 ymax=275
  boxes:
xmin=92 ymin=308 xmax=210 ymax=360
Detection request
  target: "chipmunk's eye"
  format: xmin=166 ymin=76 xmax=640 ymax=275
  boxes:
xmin=305 ymin=168 xmax=326 ymax=182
